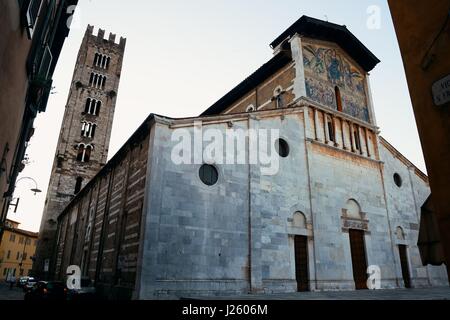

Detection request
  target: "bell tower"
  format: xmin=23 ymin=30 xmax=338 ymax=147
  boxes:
xmin=33 ymin=25 xmax=126 ymax=278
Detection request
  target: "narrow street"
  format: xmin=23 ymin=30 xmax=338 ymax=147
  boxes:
xmin=0 ymin=282 xmax=24 ymax=301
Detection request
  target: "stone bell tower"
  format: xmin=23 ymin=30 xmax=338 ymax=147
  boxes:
xmin=34 ymin=25 xmax=126 ymax=278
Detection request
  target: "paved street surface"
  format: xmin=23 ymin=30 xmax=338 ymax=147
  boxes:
xmin=0 ymin=282 xmax=25 ymax=300
xmin=186 ymin=287 xmax=450 ymax=300
xmin=1 ymin=281 xmax=449 ymax=300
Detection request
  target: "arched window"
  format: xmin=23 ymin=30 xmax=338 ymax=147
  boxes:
xmin=81 ymin=122 xmax=96 ymax=138
xmin=84 ymin=98 xmax=91 ymax=114
xmin=102 ymin=55 xmax=107 ymax=69
xmin=93 ymin=54 xmax=99 ymax=67
xmin=273 ymin=86 xmax=285 ymax=109
xmin=106 ymin=57 xmax=111 ymax=69
xmin=77 ymin=144 xmax=93 ymax=163
xmin=292 ymin=211 xmax=307 ymax=229
xmin=89 ymin=99 xmax=96 ymax=115
xmin=95 ymin=100 xmax=101 ymax=116
xmin=335 ymin=86 xmax=343 ymax=112
xmin=246 ymin=105 xmax=256 ymax=112
xmin=396 ymin=226 xmax=405 ymax=240
xmin=89 ymin=73 xmax=94 ymax=86
xmin=93 ymin=74 xmax=98 ymax=87
xmin=101 ymin=76 xmax=106 ymax=89
xmin=344 ymin=199 xmax=363 ymax=220
xmin=77 ymin=144 xmax=85 ymax=162
xmin=74 ymin=177 xmax=83 ymax=194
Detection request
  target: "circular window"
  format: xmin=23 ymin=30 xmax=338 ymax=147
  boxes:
xmin=275 ymin=139 xmax=290 ymax=158
xmin=394 ymin=173 xmax=402 ymax=187
xmin=199 ymin=164 xmax=219 ymax=186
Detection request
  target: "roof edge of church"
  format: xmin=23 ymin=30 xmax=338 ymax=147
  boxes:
xmin=379 ymin=136 xmax=429 ymax=183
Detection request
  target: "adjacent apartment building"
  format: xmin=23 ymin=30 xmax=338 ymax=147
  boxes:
xmin=0 ymin=0 xmax=78 ymax=245
xmin=0 ymin=219 xmax=38 ymax=279
xmin=388 ymin=0 xmax=450 ymax=280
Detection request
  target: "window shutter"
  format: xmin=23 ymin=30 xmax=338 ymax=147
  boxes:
xmin=38 ymin=45 xmax=53 ymax=80
xmin=25 ymin=0 xmax=43 ymax=39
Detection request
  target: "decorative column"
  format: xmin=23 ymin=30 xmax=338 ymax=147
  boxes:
xmin=341 ymin=118 xmax=348 ymax=150
xmin=324 ymin=113 xmax=330 ymax=144
xmin=349 ymin=122 xmax=356 ymax=152
xmin=314 ymin=108 xmax=321 ymax=142
xmin=332 ymin=116 xmax=339 ymax=147
xmin=365 ymin=128 xmax=372 ymax=158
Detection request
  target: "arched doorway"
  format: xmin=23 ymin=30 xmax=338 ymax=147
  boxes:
xmin=396 ymin=227 xmax=411 ymax=288
xmin=343 ymin=199 xmax=369 ymax=290
xmin=290 ymin=211 xmax=309 ymax=292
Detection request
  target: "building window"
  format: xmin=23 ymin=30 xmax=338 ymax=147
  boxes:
xmin=7 ymin=251 xmax=10 ymax=259
xmin=89 ymin=73 xmax=106 ymax=89
xmin=9 ymin=234 xmax=15 ymax=242
xmin=75 ymin=177 xmax=83 ymax=194
xmin=26 ymin=238 xmax=31 ymax=245
xmin=246 ymin=105 xmax=256 ymax=112
xmin=2 ymin=269 xmax=6 ymax=276
xmin=94 ymin=53 xmax=111 ymax=69
xmin=199 ymin=164 xmax=219 ymax=186
xmin=22 ymin=253 xmax=27 ymax=260
xmin=273 ymin=86 xmax=285 ymax=109
xmin=16 ymin=252 xmax=20 ymax=260
xmin=335 ymin=86 xmax=343 ymax=112
xmin=19 ymin=237 xmax=24 ymax=244
xmin=76 ymin=144 xmax=93 ymax=163
xmin=327 ymin=119 xmax=335 ymax=142
xmin=81 ymin=122 xmax=96 ymax=138
xmin=394 ymin=173 xmax=403 ymax=188
xmin=24 ymin=0 xmax=43 ymax=39
xmin=275 ymin=138 xmax=290 ymax=158
xmin=84 ymin=98 xmax=101 ymax=116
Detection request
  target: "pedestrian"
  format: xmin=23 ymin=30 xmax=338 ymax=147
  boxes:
xmin=9 ymin=275 xmax=16 ymax=290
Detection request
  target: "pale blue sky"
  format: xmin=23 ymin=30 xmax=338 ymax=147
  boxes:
xmin=9 ymin=0 xmax=422 ymax=231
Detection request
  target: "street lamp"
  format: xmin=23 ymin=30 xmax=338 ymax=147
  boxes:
xmin=7 ymin=176 xmax=42 ymax=213
xmin=15 ymin=177 xmax=42 ymax=194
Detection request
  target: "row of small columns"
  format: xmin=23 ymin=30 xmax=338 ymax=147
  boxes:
xmin=305 ymin=105 xmax=375 ymax=159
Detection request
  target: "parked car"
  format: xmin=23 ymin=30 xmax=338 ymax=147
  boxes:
xmin=17 ymin=276 xmax=35 ymax=288
xmin=23 ymin=278 xmax=38 ymax=292
xmin=24 ymin=281 xmax=67 ymax=300
xmin=67 ymin=277 xmax=97 ymax=300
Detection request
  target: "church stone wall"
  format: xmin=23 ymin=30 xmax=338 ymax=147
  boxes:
xmin=379 ymin=141 xmax=449 ymax=287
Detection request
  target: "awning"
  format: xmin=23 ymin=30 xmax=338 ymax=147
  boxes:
xmin=418 ymin=195 xmax=445 ymax=266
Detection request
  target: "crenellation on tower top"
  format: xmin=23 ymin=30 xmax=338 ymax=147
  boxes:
xmin=119 ymin=36 xmax=127 ymax=49
xmin=84 ymin=25 xmax=126 ymax=48
xmin=109 ymin=33 xmax=116 ymax=43
xmin=97 ymin=28 xmax=105 ymax=41
xmin=86 ymin=24 xmax=94 ymax=36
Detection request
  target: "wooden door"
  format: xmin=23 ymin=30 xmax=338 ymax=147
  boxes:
xmin=349 ymin=229 xmax=368 ymax=290
xmin=399 ymin=245 xmax=411 ymax=288
xmin=294 ymin=236 xmax=309 ymax=292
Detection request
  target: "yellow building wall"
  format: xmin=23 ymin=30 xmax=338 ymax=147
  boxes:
xmin=0 ymin=229 xmax=37 ymax=279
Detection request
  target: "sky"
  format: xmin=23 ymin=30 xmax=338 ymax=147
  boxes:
xmin=8 ymin=0 xmax=423 ymax=232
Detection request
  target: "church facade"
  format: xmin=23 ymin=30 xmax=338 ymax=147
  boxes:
xmin=51 ymin=16 xmax=448 ymax=299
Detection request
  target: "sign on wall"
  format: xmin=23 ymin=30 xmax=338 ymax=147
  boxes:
xmin=432 ymin=74 xmax=450 ymax=106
